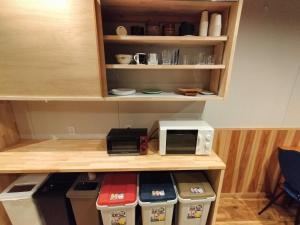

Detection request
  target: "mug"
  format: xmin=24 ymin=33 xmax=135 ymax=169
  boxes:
xmin=163 ymin=24 xmax=175 ymax=36
xmin=147 ymin=53 xmax=158 ymax=65
xmin=146 ymin=23 xmax=161 ymax=36
xmin=134 ymin=53 xmax=147 ymax=64
xmin=131 ymin=26 xmax=144 ymax=35
xmin=179 ymin=22 xmax=195 ymax=36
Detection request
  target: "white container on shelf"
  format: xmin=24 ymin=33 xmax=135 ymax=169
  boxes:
xmin=199 ymin=11 xmax=209 ymax=36
xmin=0 ymin=174 xmax=48 ymax=225
xmin=209 ymin=13 xmax=222 ymax=37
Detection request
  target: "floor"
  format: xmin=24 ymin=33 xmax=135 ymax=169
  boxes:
xmin=216 ymin=197 xmax=296 ymax=225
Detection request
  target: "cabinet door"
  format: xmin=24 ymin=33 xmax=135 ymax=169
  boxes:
xmin=0 ymin=0 xmax=103 ymax=100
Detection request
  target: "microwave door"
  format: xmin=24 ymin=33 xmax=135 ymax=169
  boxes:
xmin=166 ymin=130 xmax=198 ymax=154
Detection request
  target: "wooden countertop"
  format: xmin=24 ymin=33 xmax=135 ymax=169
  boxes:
xmin=0 ymin=139 xmax=226 ymax=173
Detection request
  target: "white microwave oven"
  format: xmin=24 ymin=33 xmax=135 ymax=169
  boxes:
xmin=159 ymin=120 xmax=214 ymax=155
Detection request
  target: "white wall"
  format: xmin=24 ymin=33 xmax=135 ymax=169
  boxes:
xmin=203 ymin=0 xmax=300 ymax=128
xmin=12 ymin=0 xmax=300 ymax=139
xmin=13 ymin=101 xmax=204 ymax=139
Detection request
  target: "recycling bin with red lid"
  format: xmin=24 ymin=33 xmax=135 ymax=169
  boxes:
xmin=96 ymin=173 xmax=138 ymax=225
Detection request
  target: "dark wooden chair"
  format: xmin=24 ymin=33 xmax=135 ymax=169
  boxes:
xmin=259 ymin=148 xmax=300 ymax=225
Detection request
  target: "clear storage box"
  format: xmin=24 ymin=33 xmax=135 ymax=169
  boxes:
xmin=173 ymin=171 xmax=216 ymax=225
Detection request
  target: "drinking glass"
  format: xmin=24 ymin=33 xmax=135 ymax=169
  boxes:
xmin=182 ymin=54 xmax=192 ymax=65
xmin=206 ymin=55 xmax=215 ymax=65
xmin=148 ymin=53 xmax=158 ymax=65
xmin=162 ymin=50 xmax=172 ymax=65
xmin=196 ymin=52 xmax=206 ymax=65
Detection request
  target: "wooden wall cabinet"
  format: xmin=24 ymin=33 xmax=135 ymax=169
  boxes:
xmin=0 ymin=0 xmax=104 ymax=101
xmin=100 ymin=0 xmax=244 ymax=101
xmin=0 ymin=0 xmax=242 ymax=102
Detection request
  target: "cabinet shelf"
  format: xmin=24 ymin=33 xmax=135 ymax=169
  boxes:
xmin=100 ymin=0 xmax=243 ymax=103
xmin=101 ymin=0 xmax=233 ymax=14
xmin=0 ymin=140 xmax=226 ymax=173
xmin=106 ymin=64 xmax=225 ymax=70
xmin=104 ymin=35 xmax=228 ymax=45
xmin=105 ymin=92 xmax=222 ymax=101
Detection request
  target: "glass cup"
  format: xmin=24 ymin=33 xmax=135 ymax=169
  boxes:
xmin=147 ymin=53 xmax=158 ymax=65
xmin=162 ymin=50 xmax=172 ymax=65
xmin=196 ymin=52 xmax=206 ymax=65
xmin=206 ymin=55 xmax=215 ymax=65
xmin=182 ymin=54 xmax=192 ymax=65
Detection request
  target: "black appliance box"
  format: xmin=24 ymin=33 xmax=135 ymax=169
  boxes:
xmin=106 ymin=128 xmax=148 ymax=155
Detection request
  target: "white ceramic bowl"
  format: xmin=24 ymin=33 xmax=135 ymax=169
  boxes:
xmin=115 ymin=54 xmax=133 ymax=64
xmin=111 ymin=88 xmax=136 ymax=96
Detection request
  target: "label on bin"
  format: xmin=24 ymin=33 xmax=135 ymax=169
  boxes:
xmin=110 ymin=193 xmax=125 ymax=201
xmin=111 ymin=210 xmax=126 ymax=225
xmin=151 ymin=207 xmax=166 ymax=222
xmin=190 ymin=187 xmax=204 ymax=194
xmin=187 ymin=204 xmax=204 ymax=219
xmin=151 ymin=190 xmax=165 ymax=197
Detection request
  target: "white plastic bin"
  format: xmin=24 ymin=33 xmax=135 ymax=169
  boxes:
xmin=0 ymin=174 xmax=48 ymax=225
xmin=99 ymin=202 xmax=137 ymax=225
xmin=173 ymin=172 xmax=216 ymax=225
xmin=96 ymin=173 xmax=138 ymax=225
xmin=139 ymin=200 xmax=177 ymax=225
xmin=139 ymin=172 xmax=177 ymax=225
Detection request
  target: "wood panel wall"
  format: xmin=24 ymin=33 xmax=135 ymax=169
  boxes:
xmin=0 ymin=101 xmax=20 ymax=225
xmin=213 ymin=129 xmax=300 ymax=194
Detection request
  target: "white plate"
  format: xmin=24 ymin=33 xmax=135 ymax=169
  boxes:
xmin=111 ymin=89 xmax=136 ymax=96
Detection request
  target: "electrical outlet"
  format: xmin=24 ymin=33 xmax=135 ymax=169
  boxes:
xmin=67 ymin=126 xmax=76 ymax=135
xmin=51 ymin=135 xmax=58 ymax=140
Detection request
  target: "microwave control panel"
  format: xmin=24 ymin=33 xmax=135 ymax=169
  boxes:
xmin=196 ymin=130 xmax=214 ymax=155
